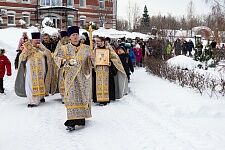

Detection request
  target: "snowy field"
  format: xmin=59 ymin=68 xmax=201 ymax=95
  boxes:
xmin=1 ymin=28 xmax=225 ymax=150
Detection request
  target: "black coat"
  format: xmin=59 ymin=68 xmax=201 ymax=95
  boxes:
xmin=15 ymin=50 xmax=22 ymax=69
xmin=186 ymin=41 xmax=194 ymax=52
xmin=118 ymin=53 xmax=134 ymax=77
xmin=42 ymin=41 xmax=58 ymax=53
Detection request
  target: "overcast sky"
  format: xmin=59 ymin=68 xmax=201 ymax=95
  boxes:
xmin=117 ymin=0 xmax=213 ymax=19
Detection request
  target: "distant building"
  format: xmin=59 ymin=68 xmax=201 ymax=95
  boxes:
xmin=0 ymin=0 xmax=116 ymax=29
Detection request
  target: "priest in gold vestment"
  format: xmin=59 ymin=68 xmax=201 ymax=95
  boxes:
xmin=53 ymin=31 xmax=69 ymax=104
xmin=15 ymin=32 xmax=46 ymax=107
xmin=54 ymin=26 xmax=92 ymax=131
xmin=92 ymin=37 xmax=128 ymax=106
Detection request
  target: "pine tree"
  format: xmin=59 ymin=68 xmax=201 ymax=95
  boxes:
xmin=141 ymin=5 xmax=150 ymax=33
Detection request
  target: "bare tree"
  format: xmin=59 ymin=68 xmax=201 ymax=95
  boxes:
xmin=116 ymin=19 xmax=129 ymax=30
xmin=132 ymin=2 xmax=141 ymax=31
xmin=187 ymin=0 xmax=195 ymax=37
xmin=127 ymin=0 xmax=132 ymax=30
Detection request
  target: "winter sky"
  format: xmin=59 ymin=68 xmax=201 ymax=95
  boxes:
xmin=117 ymin=0 xmax=213 ymax=19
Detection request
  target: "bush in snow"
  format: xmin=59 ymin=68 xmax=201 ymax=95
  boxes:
xmin=145 ymin=58 xmax=225 ymax=97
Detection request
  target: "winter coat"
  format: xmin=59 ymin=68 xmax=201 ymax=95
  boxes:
xmin=0 ymin=55 xmax=11 ymax=78
xmin=186 ymin=41 xmax=194 ymax=52
xmin=129 ymin=48 xmax=136 ymax=63
xmin=42 ymin=41 xmax=58 ymax=53
xmin=174 ymin=40 xmax=182 ymax=55
xmin=164 ymin=42 xmax=172 ymax=55
xmin=118 ymin=53 xmax=134 ymax=77
xmin=211 ymin=41 xmax=217 ymax=49
xmin=133 ymin=48 xmax=142 ymax=63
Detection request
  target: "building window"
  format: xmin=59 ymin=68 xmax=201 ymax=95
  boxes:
xmin=80 ymin=0 xmax=86 ymax=7
xmin=22 ymin=0 xmax=30 ymax=3
xmin=22 ymin=12 xmax=30 ymax=25
xmin=7 ymin=11 xmax=16 ymax=26
xmin=6 ymin=0 xmax=16 ymax=2
xmin=80 ymin=15 xmax=86 ymax=29
xmin=0 ymin=17 xmax=3 ymax=25
xmin=52 ymin=18 xmax=60 ymax=28
xmin=67 ymin=15 xmax=74 ymax=27
xmin=40 ymin=0 xmax=62 ymax=6
xmin=67 ymin=0 xmax=73 ymax=6
xmin=99 ymin=16 xmax=105 ymax=27
xmin=99 ymin=0 xmax=105 ymax=9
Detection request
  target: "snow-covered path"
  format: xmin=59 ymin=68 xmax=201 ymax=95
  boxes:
xmin=1 ymin=67 xmax=225 ymax=150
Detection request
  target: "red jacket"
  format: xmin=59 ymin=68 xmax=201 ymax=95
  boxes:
xmin=133 ymin=48 xmax=143 ymax=63
xmin=0 ymin=55 xmax=11 ymax=78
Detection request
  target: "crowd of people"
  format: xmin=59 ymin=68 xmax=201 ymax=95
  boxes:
xmin=3 ymin=26 xmax=148 ymax=131
xmin=1 ymin=25 xmax=220 ymax=131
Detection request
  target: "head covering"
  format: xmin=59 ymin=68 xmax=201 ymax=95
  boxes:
xmin=0 ymin=48 xmax=5 ymax=54
xmin=31 ymin=32 xmax=40 ymax=39
xmin=135 ymin=44 xmax=140 ymax=49
xmin=67 ymin=26 xmax=79 ymax=36
xmin=105 ymin=37 xmax=111 ymax=43
xmin=82 ymin=32 xmax=89 ymax=38
xmin=60 ymin=31 xmax=68 ymax=38
xmin=125 ymin=43 xmax=131 ymax=49
xmin=79 ymin=34 xmax=86 ymax=41
xmin=120 ymin=46 xmax=126 ymax=52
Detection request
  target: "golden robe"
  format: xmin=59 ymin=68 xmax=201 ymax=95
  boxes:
xmin=55 ymin=43 xmax=92 ymax=120
xmin=15 ymin=42 xmax=46 ymax=104
xmin=53 ymin=39 xmax=69 ymax=97
xmin=94 ymin=44 xmax=128 ymax=103
xmin=39 ymin=43 xmax=58 ymax=95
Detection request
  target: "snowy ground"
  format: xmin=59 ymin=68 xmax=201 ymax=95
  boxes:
xmin=1 ymin=28 xmax=225 ymax=150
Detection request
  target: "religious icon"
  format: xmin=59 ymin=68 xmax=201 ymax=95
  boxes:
xmin=95 ymin=49 xmax=110 ymax=66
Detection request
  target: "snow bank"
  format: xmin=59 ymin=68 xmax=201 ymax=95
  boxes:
xmin=167 ymin=55 xmax=202 ymax=70
xmin=41 ymin=26 xmax=59 ymax=36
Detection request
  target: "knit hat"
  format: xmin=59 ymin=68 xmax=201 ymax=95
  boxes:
xmin=125 ymin=43 xmax=131 ymax=49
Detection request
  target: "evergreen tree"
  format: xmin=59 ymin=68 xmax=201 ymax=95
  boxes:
xmin=141 ymin=5 xmax=150 ymax=33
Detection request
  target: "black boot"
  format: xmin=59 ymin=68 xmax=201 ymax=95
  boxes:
xmin=40 ymin=98 xmax=45 ymax=103
xmin=27 ymin=104 xmax=38 ymax=108
xmin=0 ymin=78 xmax=4 ymax=93
xmin=99 ymin=102 xmax=108 ymax=106
xmin=66 ymin=126 xmax=75 ymax=131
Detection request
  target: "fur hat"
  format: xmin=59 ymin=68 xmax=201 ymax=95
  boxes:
xmin=67 ymin=26 xmax=79 ymax=36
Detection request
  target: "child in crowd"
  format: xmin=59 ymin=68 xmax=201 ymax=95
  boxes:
xmin=0 ymin=48 xmax=12 ymax=93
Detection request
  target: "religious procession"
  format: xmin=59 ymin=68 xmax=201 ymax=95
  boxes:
xmin=10 ymin=25 xmax=141 ymax=131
